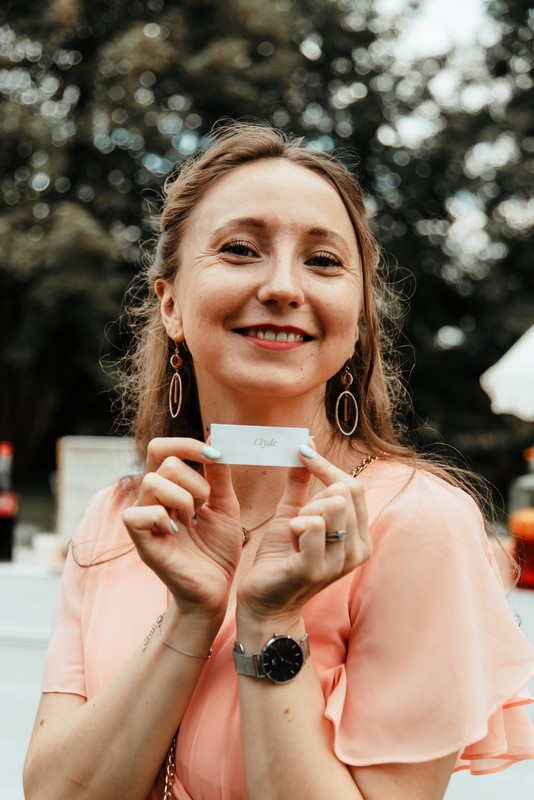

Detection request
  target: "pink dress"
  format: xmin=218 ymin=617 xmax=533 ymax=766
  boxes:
xmin=42 ymin=460 xmax=534 ymax=798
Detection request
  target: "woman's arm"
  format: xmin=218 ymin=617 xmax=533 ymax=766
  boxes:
xmin=25 ymin=438 xmax=243 ymax=800
xmin=351 ymin=756 xmax=458 ymax=800
xmin=24 ymin=604 xmax=222 ymax=800
xmin=235 ymin=612 xmax=361 ymax=798
xmin=235 ymin=452 xmax=458 ymax=799
xmin=236 ymin=613 xmax=457 ymax=800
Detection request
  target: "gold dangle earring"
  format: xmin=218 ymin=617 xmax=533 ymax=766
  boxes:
xmin=335 ymin=364 xmax=359 ymax=436
xmin=168 ymin=339 xmax=183 ymax=419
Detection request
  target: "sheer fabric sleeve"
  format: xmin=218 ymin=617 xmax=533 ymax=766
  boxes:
xmin=323 ymin=470 xmax=534 ymax=774
xmin=41 ymin=485 xmax=127 ymax=697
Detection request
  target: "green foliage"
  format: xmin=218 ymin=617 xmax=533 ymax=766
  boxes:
xmin=1 ymin=0 xmax=532 ymax=493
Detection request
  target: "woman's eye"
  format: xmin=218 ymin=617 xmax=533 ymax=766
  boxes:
xmin=220 ymin=240 xmax=257 ymax=258
xmin=307 ymin=251 xmax=342 ymax=269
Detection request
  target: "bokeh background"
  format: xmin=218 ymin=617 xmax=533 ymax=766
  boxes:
xmin=1 ymin=0 xmax=533 ymax=532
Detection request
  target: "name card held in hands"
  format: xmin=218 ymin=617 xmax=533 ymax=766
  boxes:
xmin=210 ymin=424 xmax=309 ymax=467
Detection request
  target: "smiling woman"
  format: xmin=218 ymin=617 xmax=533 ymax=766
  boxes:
xmin=23 ymin=123 xmax=534 ymax=800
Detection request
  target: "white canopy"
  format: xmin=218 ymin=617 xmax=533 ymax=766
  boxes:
xmin=480 ymin=324 xmax=534 ymax=422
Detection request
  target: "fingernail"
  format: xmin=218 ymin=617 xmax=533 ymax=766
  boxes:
xmin=169 ymin=519 xmax=179 ymax=534
xmin=202 ymin=445 xmax=222 ymax=460
xmin=299 ymin=444 xmax=316 ymax=459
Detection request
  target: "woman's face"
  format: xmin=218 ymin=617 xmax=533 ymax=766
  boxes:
xmin=159 ymin=158 xmax=362 ymax=406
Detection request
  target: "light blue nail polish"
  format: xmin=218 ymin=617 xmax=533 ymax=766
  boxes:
xmin=202 ymin=444 xmax=222 ymax=460
xmin=299 ymin=444 xmax=316 ymax=459
xmin=169 ymin=519 xmax=179 ymax=533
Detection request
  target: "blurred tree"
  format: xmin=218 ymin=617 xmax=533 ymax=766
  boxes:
xmin=357 ymin=0 xmax=534 ymax=487
xmin=0 ymin=0 xmax=392 ymax=474
xmin=0 ymin=0 xmax=532 ymax=495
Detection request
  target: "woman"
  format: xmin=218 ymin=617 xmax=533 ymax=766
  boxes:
xmin=24 ymin=124 xmax=534 ymax=800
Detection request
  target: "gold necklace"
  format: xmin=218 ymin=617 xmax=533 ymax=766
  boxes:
xmin=351 ymin=453 xmax=382 ymax=477
xmin=241 ymin=513 xmax=276 ymax=547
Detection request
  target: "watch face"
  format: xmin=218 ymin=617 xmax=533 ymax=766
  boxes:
xmin=261 ymin=636 xmax=304 ymax=684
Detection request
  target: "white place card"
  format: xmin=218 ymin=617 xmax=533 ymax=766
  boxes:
xmin=210 ymin=424 xmax=309 ymax=467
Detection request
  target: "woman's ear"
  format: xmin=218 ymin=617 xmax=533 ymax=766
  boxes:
xmin=155 ymin=278 xmax=184 ymax=340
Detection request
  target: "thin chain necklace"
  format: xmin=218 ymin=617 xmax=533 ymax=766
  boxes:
xmin=241 ymin=514 xmax=276 ymax=546
xmin=240 ymin=450 xmax=382 ymax=547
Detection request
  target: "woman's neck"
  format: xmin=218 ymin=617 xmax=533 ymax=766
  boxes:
xmin=199 ymin=389 xmax=327 ymax=434
xmin=230 ymin=436 xmax=366 ymax=530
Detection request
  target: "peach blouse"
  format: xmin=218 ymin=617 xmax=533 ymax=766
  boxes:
xmin=42 ymin=460 xmax=534 ymax=798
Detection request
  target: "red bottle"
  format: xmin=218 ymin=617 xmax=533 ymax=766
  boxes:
xmin=0 ymin=442 xmax=18 ymax=561
xmin=509 ymin=447 xmax=534 ymax=589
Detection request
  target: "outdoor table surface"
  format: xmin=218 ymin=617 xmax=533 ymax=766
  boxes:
xmin=1 ymin=560 xmax=533 ymax=799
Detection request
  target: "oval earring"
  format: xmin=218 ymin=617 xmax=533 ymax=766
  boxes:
xmin=168 ymin=340 xmax=183 ymax=419
xmin=334 ymin=364 xmax=359 ymax=436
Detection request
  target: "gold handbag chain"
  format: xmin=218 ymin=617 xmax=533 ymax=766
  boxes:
xmin=163 ymin=736 xmax=176 ymax=800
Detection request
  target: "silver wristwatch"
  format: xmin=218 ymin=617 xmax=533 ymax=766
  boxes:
xmin=233 ymin=633 xmax=310 ymax=684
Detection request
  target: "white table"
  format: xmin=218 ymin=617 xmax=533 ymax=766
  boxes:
xmin=0 ymin=563 xmax=61 ymax=800
xmin=1 ymin=564 xmax=533 ymax=799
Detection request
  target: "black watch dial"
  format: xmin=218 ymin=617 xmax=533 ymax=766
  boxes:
xmin=261 ymin=636 xmax=304 ymax=684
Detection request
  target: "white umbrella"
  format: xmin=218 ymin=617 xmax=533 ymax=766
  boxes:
xmin=480 ymin=324 xmax=534 ymax=421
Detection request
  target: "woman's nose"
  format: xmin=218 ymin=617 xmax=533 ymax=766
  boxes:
xmin=256 ymin=256 xmax=305 ymax=308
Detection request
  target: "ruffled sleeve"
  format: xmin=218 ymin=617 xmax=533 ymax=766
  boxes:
xmin=41 ymin=483 xmax=136 ymax=697
xmin=322 ymin=467 xmax=534 ymax=774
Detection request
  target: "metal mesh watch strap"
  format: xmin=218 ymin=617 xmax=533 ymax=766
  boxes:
xmin=233 ymin=633 xmax=309 ymax=679
xmin=233 ymin=643 xmax=264 ymax=677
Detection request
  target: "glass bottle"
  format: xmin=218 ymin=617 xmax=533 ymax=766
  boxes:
xmin=508 ymin=447 xmax=534 ymax=589
xmin=0 ymin=441 xmax=18 ymax=561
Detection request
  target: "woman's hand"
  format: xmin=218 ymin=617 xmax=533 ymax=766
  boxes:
xmin=236 ymin=448 xmax=372 ymax=625
xmin=122 ymin=437 xmax=242 ymax=617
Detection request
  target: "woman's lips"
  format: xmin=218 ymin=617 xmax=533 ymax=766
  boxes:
xmin=235 ymin=325 xmax=313 ymax=349
xmin=236 ymin=325 xmax=312 ymax=343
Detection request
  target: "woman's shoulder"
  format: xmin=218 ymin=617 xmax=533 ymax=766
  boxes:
xmin=362 ymin=456 xmax=484 ymax=534
xmin=80 ymin=477 xmax=140 ymax=525
xmin=354 ymin=457 xmax=494 ymax=591
xmin=69 ymin=477 xmax=140 ymax=566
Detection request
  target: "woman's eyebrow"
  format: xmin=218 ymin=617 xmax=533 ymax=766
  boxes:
xmin=306 ymin=226 xmax=349 ymax=249
xmin=212 ymin=217 xmax=268 ymax=237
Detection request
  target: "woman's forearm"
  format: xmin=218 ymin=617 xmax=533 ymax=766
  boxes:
xmin=236 ymin=613 xmax=458 ymax=800
xmin=24 ymin=606 xmax=223 ymax=800
xmin=235 ymin=613 xmax=363 ymax=800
